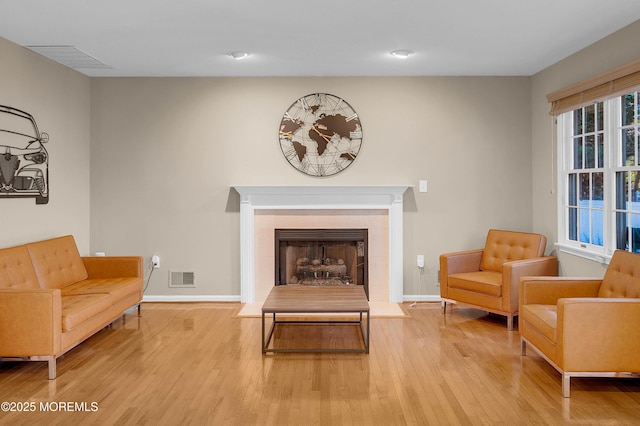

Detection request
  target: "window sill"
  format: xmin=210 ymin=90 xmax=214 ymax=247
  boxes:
xmin=554 ymin=242 xmax=612 ymax=265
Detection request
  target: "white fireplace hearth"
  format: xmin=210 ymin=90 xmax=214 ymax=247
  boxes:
xmin=232 ymin=185 xmax=410 ymax=303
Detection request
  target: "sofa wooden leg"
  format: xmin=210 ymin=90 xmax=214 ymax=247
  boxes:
xmin=562 ymin=373 xmax=571 ymax=398
xmin=137 ymin=303 xmax=141 ymax=316
xmin=441 ymin=301 xmax=447 ymax=314
xmin=507 ymin=316 xmax=514 ymax=331
xmin=521 ymin=339 xmax=527 ymax=356
xmin=47 ymin=357 xmax=57 ymax=380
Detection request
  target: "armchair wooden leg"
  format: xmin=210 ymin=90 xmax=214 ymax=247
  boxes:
xmin=521 ymin=339 xmax=527 ymax=356
xmin=441 ymin=300 xmax=447 ymax=314
xmin=562 ymin=373 xmax=571 ymax=398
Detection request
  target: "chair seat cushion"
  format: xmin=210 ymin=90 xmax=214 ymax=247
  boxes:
xmin=448 ymin=271 xmax=502 ymax=297
xmin=521 ymin=304 xmax=557 ymax=343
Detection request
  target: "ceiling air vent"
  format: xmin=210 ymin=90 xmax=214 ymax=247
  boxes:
xmin=27 ymin=45 xmax=111 ymax=70
xmin=169 ymin=271 xmax=196 ymax=288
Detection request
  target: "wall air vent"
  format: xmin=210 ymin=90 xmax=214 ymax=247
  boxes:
xmin=169 ymin=271 xmax=196 ymax=288
xmin=26 ymin=45 xmax=111 ymax=70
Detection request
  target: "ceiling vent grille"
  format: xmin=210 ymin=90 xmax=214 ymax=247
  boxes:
xmin=169 ymin=271 xmax=196 ymax=288
xmin=27 ymin=45 xmax=111 ymax=70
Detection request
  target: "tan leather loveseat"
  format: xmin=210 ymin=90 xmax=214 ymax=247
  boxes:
xmin=440 ymin=229 xmax=558 ymax=330
xmin=0 ymin=235 xmax=143 ymax=379
xmin=520 ymin=249 xmax=640 ymax=397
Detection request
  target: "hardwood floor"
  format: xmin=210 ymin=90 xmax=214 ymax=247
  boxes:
xmin=1 ymin=302 xmax=639 ymax=425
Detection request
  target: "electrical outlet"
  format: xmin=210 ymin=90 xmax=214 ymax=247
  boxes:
xmin=152 ymin=255 xmax=160 ymax=269
xmin=436 ymin=269 xmax=440 ymax=286
xmin=417 ymin=254 xmax=424 ymax=268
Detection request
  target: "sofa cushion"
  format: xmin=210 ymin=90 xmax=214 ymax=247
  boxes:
xmin=448 ymin=271 xmax=502 ymax=297
xmin=26 ymin=235 xmax=88 ymax=290
xmin=62 ymin=277 xmax=142 ymax=300
xmin=480 ymin=229 xmax=546 ymax=273
xmin=0 ymin=245 xmax=40 ymax=289
xmin=521 ymin=304 xmax=557 ymax=343
xmin=61 ymin=293 xmax=113 ymax=331
xmin=598 ymin=250 xmax=640 ymax=298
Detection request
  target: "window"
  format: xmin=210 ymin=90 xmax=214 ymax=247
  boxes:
xmin=558 ymin=90 xmax=640 ymax=260
xmin=616 ymin=91 xmax=640 ymax=253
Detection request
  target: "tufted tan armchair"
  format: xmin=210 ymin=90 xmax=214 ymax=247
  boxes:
xmin=520 ymin=249 xmax=640 ymax=397
xmin=440 ymin=229 xmax=558 ymax=330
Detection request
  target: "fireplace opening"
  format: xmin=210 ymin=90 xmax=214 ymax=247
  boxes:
xmin=275 ymin=229 xmax=368 ymax=299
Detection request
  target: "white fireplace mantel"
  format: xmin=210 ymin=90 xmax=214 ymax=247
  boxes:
xmin=232 ymin=185 xmax=411 ymax=303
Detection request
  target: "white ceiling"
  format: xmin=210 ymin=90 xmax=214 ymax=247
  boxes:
xmin=1 ymin=0 xmax=640 ymax=77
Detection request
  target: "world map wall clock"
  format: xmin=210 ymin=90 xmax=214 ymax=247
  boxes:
xmin=278 ymin=93 xmax=363 ymax=177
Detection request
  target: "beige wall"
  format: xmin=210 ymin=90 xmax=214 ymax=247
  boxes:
xmin=531 ymin=20 xmax=640 ymax=277
xmin=11 ymin=16 xmax=637 ymax=298
xmin=90 ymin=76 xmax=532 ymax=298
xmin=0 ymin=37 xmax=91 ymax=253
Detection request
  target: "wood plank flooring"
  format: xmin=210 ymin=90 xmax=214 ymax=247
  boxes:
xmin=1 ymin=302 xmax=639 ymax=425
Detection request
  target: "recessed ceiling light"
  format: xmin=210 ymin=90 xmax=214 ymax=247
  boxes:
xmin=390 ymin=50 xmax=414 ymax=59
xmin=229 ymin=51 xmax=249 ymax=60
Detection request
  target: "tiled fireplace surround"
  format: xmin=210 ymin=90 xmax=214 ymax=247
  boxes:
xmin=233 ymin=186 xmax=410 ymax=304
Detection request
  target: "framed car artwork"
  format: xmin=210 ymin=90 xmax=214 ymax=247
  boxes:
xmin=0 ymin=105 xmax=50 ymax=204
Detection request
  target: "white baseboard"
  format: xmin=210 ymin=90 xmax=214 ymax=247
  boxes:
xmin=142 ymin=295 xmax=241 ymax=303
xmin=403 ymin=295 xmax=441 ymax=303
xmin=142 ymin=294 xmax=440 ymax=303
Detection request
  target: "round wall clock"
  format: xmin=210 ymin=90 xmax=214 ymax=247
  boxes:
xmin=278 ymin=93 xmax=363 ymax=177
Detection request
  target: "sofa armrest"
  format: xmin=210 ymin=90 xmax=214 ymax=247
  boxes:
xmin=520 ymin=277 xmax=602 ymax=307
xmin=0 ymin=289 xmax=62 ymax=356
xmin=502 ymin=256 xmax=558 ymax=312
xmin=82 ymin=256 xmax=144 ymax=279
xmin=439 ymin=249 xmax=484 ymax=298
xmin=558 ymin=298 xmax=640 ymax=371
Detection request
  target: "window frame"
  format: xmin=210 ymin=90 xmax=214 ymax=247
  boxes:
xmin=556 ymin=89 xmax=640 ymax=263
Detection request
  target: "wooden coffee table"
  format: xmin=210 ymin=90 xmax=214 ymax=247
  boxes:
xmin=261 ymin=285 xmax=370 ymax=354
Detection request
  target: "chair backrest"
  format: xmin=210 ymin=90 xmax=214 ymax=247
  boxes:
xmin=480 ymin=229 xmax=547 ymax=272
xmin=598 ymin=250 xmax=640 ymax=298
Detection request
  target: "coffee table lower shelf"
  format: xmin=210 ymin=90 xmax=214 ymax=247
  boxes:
xmin=261 ymin=285 xmax=370 ymax=354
